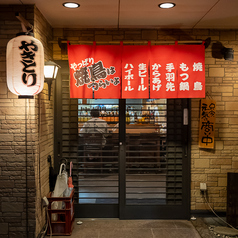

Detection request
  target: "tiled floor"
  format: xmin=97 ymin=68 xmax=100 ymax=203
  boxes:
xmin=54 ymin=218 xmax=202 ymax=238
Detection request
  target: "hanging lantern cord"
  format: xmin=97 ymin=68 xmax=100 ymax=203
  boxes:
xmin=15 ymin=12 xmax=34 ymax=33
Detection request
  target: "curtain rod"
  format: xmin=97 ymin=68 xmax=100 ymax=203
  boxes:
xmin=49 ymin=40 xmax=204 ymax=45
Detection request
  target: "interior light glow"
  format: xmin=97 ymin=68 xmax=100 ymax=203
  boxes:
xmin=159 ymin=2 xmax=175 ymax=9
xmin=44 ymin=65 xmax=55 ymax=79
xmin=63 ymin=2 xmax=80 ymax=8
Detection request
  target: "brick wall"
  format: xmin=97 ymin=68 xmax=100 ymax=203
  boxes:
xmin=52 ymin=28 xmax=238 ymax=212
xmin=191 ymin=30 xmax=238 ymax=211
xmin=33 ymin=6 xmax=53 ymax=236
xmin=0 ymin=5 xmax=53 ymax=238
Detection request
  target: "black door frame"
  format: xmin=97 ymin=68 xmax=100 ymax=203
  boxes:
xmin=118 ymin=98 xmax=191 ymax=219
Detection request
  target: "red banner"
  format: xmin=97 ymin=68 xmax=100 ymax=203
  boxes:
xmin=93 ymin=45 xmax=122 ymax=99
xmin=68 ymin=44 xmax=94 ymax=98
xmin=122 ymin=45 xmax=150 ymax=99
xmin=68 ymin=43 xmax=121 ymax=99
xmin=150 ymin=45 xmax=178 ymax=98
xmin=176 ymin=45 xmax=205 ymax=98
xmin=150 ymin=44 xmax=205 ymax=98
xmin=67 ymin=43 xmax=205 ymax=99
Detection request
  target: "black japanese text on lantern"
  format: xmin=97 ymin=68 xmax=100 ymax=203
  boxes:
xmin=19 ymin=40 xmax=38 ymax=86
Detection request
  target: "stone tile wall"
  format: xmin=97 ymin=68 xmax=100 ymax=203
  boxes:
xmin=0 ymin=4 xmax=53 ymax=238
xmin=33 ymin=6 xmax=53 ymax=236
xmin=52 ymin=28 xmax=238 ymax=212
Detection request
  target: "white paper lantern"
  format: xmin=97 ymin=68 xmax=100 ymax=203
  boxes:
xmin=6 ymin=32 xmax=44 ymax=98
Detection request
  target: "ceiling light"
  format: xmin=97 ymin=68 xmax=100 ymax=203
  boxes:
xmin=63 ymin=2 xmax=80 ymax=8
xmin=159 ymin=2 xmax=175 ymax=9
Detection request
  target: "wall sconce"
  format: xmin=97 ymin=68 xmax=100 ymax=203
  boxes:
xmin=221 ymin=47 xmax=234 ymax=61
xmin=212 ymin=42 xmax=234 ymax=61
xmin=44 ymin=61 xmax=60 ymax=100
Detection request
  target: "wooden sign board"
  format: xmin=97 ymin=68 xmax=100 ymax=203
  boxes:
xmin=199 ymin=99 xmax=216 ymax=149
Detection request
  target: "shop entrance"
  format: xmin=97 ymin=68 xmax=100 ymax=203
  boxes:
xmin=54 ymin=61 xmax=191 ymax=219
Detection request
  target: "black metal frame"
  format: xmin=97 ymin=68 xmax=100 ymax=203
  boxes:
xmin=54 ymin=60 xmax=191 ymax=219
xmin=118 ymin=98 xmax=191 ymax=219
xmin=54 ymin=60 xmax=63 ymax=174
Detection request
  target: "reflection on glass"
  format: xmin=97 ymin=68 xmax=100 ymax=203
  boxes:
xmin=125 ymin=99 xmax=167 ymax=205
xmin=77 ymin=99 xmax=119 ymax=204
xmin=76 ymin=98 xmax=168 ymax=205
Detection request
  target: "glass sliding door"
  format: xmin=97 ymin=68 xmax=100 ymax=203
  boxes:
xmin=119 ymin=98 xmax=190 ymax=219
xmin=125 ymin=99 xmax=167 ymax=205
xmin=55 ymin=61 xmax=190 ymax=219
xmin=77 ymin=99 xmax=119 ymax=206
